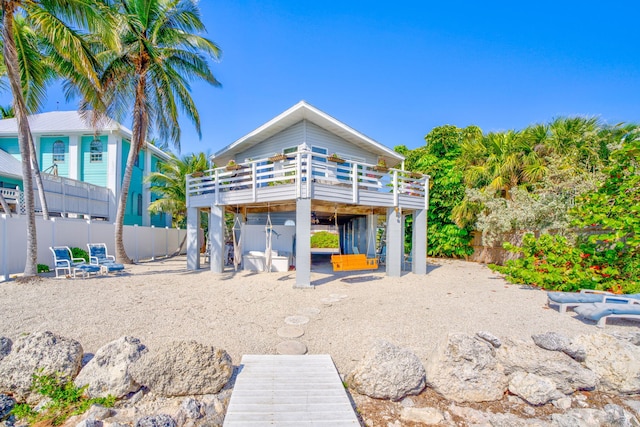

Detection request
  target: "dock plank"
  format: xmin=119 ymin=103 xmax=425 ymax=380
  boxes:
xmin=223 ymin=354 xmax=359 ymax=426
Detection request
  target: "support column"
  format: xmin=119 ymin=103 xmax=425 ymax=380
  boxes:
xmin=295 ymin=198 xmax=312 ymax=288
xmin=357 ymin=217 xmax=366 ymax=255
xmin=412 ymin=209 xmax=427 ymax=274
xmin=209 ymin=204 xmax=225 ymax=273
xmin=386 ymin=207 xmax=402 ymax=277
xmin=186 ymin=207 xmax=200 ymax=270
xmin=367 ymin=214 xmax=378 ymax=257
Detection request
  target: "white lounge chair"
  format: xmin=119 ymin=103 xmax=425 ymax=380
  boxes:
xmin=573 ymin=298 xmax=640 ymax=327
xmin=547 ymin=290 xmax=640 ymax=313
xmin=87 ymin=243 xmax=125 ymax=274
xmin=50 ymin=246 xmax=100 ymax=278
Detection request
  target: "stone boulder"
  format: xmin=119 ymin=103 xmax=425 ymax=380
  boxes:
xmin=346 ymin=340 xmax=425 ymax=401
xmin=130 ymin=341 xmax=232 ymax=397
xmin=508 ymin=372 xmax=563 ymax=406
xmin=531 ymin=332 xmax=586 ymax=362
xmin=0 ymin=338 xmax=11 ymax=360
xmin=74 ymin=336 xmax=148 ymax=398
xmin=135 ymin=414 xmax=176 ymax=427
xmin=0 ymin=394 xmax=15 ymax=421
xmin=572 ymin=333 xmax=640 ymax=394
xmin=551 ymin=405 xmax=639 ymax=427
xmin=0 ymin=331 xmax=83 ymax=401
xmin=496 ymin=338 xmax=597 ymax=394
xmin=424 ymin=333 xmax=508 ymax=403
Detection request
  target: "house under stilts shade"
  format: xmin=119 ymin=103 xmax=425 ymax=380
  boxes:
xmin=185 ymin=101 xmax=429 ymax=287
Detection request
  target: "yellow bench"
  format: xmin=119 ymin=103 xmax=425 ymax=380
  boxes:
xmin=331 ymin=254 xmax=378 ymax=271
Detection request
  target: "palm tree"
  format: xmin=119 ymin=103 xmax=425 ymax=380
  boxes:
xmin=101 ymin=0 xmax=221 ymax=264
xmin=146 ymin=152 xmax=209 ymax=228
xmin=1 ymin=0 xmax=111 ymax=275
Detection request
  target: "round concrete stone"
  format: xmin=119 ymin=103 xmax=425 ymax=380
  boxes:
xmin=298 ymin=307 xmax=321 ymax=317
xmin=277 ymin=326 xmax=304 ymax=339
xmin=320 ymin=297 xmax=340 ymax=305
xmin=330 ymin=293 xmax=348 ymax=299
xmin=276 ymin=340 xmax=307 ymax=355
xmin=284 ymin=315 xmax=310 ymax=326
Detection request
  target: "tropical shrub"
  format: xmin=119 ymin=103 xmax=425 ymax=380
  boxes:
xmin=491 ymin=137 xmax=640 ymax=294
xmin=70 ymin=247 xmax=89 ymax=263
xmin=310 ymin=231 xmax=339 ymax=248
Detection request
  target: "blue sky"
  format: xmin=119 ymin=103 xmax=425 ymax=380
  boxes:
xmin=3 ymin=1 xmax=639 ymax=156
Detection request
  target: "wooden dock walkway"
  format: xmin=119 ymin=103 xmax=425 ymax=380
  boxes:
xmin=223 ymin=354 xmax=360 ymax=426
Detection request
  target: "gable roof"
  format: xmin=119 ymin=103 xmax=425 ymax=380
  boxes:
xmin=0 ymin=111 xmax=170 ymax=160
xmin=0 ymin=149 xmax=23 ymax=179
xmin=212 ymin=101 xmax=404 ymax=164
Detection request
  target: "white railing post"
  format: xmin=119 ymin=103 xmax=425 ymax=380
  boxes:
xmin=296 ymin=152 xmax=302 ymax=199
xmin=306 ymin=151 xmax=311 ymax=197
xmin=352 ymin=162 xmax=358 ymax=203
xmin=86 ymin=219 xmax=92 ymax=244
xmin=251 ymin=162 xmax=257 ymax=202
xmin=214 ymin=169 xmax=220 ymax=205
xmin=393 ymin=170 xmax=399 ymax=207
xmin=425 ymin=176 xmax=430 ymax=211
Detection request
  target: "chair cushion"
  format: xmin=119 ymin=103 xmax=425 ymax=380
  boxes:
xmin=103 ymin=263 xmax=125 ymax=272
xmin=547 ymin=292 xmax=605 ymax=304
xmin=574 ymin=302 xmax=640 ymax=321
xmin=76 ymin=264 xmax=100 ymax=273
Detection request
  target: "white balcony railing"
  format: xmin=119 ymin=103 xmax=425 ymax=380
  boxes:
xmin=187 ymin=150 xmax=428 ymax=208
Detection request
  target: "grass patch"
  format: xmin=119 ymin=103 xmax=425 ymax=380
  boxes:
xmin=11 ymin=373 xmax=115 ymax=426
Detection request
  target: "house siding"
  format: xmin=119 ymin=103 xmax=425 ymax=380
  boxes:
xmin=121 ymin=140 xmax=145 ymax=226
xmin=80 ymin=135 xmax=108 ymax=187
xmin=235 ymin=122 xmax=304 ymax=163
xmin=233 ymin=121 xmax=378 ymax=165
xmin=40 ymin=136 xmax=70 ymax=177
xmin=0 ymin=176 xmax=22 ymax=190
xmin=149 ymin=155 xmax=167 ymax=227
xmin=0 ymin=138 xmax=20 ymax=161
xmin=305 ymin=122 xmax=377 ymax=164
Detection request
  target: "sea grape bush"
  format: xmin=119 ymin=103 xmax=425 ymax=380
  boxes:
xmin=491 ymin=139 xmax=640 ymax=294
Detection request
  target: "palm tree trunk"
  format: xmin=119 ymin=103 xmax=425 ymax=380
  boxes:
xmin=115 ymin=73 xmax=148 ymax=264
xmin=29 ymin=133 xmax=50 ymax=220
xmin=2 ymin=4 xmax=38 ymax=276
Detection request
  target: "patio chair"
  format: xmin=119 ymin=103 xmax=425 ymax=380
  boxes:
xmin=50 ymin=246 xmax=100 ymax=278
xmin=87 ymin=243 xmax=125 ymax=275
xmin=573 ymin=298 xmax=640 ymax=327
xmin=547 ymin=290 xmax=640 ymax=313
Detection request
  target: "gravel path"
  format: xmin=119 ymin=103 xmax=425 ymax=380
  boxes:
xmin=0 ymin=257 xmax=635 ymax=374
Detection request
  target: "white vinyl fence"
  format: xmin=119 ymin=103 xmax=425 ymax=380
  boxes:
xmin=0 ymin=215 xmax=186 ymax=280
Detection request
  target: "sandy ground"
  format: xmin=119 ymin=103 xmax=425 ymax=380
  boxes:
xmin=0 ymin=256 xmax=636 ymax=375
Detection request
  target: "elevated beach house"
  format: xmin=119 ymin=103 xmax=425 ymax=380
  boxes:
xmin=186 ymin=101 xmax=429 ymax=287
xmin=0 ymin=111 xmax=171 ymax=226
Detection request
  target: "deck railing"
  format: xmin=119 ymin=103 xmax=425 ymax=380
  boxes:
xmin=187 ymin=150 xmax=428 ymax=207
xmin=1 ymin=174 xmax=110 ymax=219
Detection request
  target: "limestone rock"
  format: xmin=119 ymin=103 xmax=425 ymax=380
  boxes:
xmin=531 ymin=332 xmax=586 ymax=362
xmin=552 ymin=397 xmax=572 ymax=410
xmin=550 ymin=407 xmax=639 ymax=427
xmin=476 ymin=331 xmax=502 ymax=348
xmin=130 ymin=341 xmax=232 ymax=397
xmin=508 ymin=372 xmax=563 ymax=406
xmin=74 ymin=336 xmax=147 ymax=398
xmin=572 ymin=333 xmax=640 ymax=394
xmin=0 ymin=331 xmax=83 ymax=401
xmin=400 ymin=406 xmax=444 ymax=425
xmin=496 ymin=338 xmax=597 ymax=394
xmin=346 ymin=340 xmax=425 ymax=401
xmin=0 ymin=338 xmax=11 ymax=361
xmin=0 ymin=395 xmax=15 ymax=420
xmin=135 ymin=415 xmax=176 ymax=427
xmin=424 ymin=334 xmax=508 ymax=403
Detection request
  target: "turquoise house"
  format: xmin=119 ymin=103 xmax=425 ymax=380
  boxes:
xmin=0 ymin=111 xmax=171 ymax=227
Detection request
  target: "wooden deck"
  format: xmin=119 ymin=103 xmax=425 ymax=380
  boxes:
xmin=223 ymin=355 xmax=360 ymax=426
